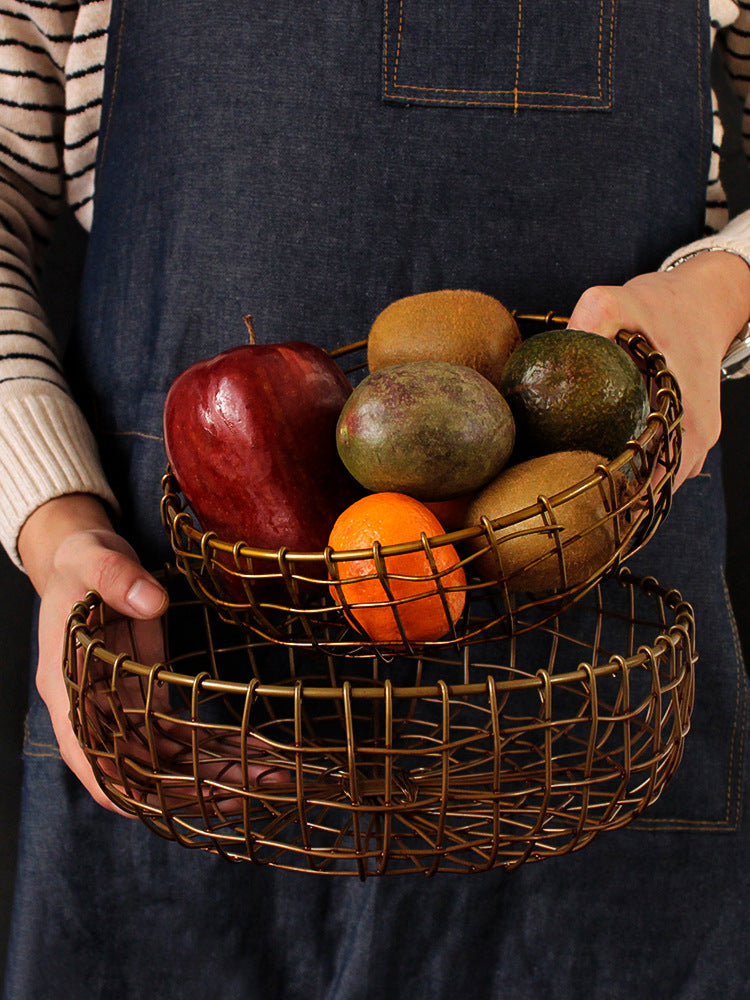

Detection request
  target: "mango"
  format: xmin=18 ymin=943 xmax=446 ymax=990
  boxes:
xmin=336 ymin=360 xmax=515 ymax=501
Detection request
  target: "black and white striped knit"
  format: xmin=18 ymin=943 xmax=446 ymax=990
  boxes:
xmin=1 ymin=0 xmax=750 ymax=566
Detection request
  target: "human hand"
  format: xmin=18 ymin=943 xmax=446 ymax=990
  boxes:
xmin=18 ymin=494 xmax=169 ymax=812
xmin=19 ymin=493 xmax=287 ymax=815
xmin=568 ymin=250 xmax=750 ymax=489
xmin=77 ymin=603 xmax=290 ymax=818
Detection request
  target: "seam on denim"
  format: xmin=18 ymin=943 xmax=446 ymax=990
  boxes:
xmin=697 ymin=0 xmax=706 ymax=198
xmin=596 ymin=0 xmax=614 ymax=100
xmin=513 ymin=0 xmax=522 ymax=114
xmin=607 ymin=0 xmax=614 ymax=104
xmin=97 ymin=0 xmax=127 ymax=177
xmin=98 ymin=428 xmax=164 ymax=441
xmin=391 ymin=85 xmax=608 ymax=99
xmin=632 ymin=573 xmax=747 ymax=832
xmin=383 ymin=0 xmax=614 ymax=109
xmin=394 ymin=0 xmax=404 ymax=92
xmin=382 ymin=0 xmax=389 ymax=94
xmin=384 ymin=96 xmax=613 ymax=111
xmin=724 ymin=572 xmax=747 ymax=828
xmin=22 ymin=718 xmax=62 ymax=759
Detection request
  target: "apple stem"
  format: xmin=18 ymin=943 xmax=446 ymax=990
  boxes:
xmin=243 ymin=314 xmax=257 ymax=345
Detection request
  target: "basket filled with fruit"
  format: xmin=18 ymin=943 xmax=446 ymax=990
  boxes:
xmin=161 ymin=293 xmax=682 ymax=655
xmin=64 ymin=290 xmax=694 ymax=873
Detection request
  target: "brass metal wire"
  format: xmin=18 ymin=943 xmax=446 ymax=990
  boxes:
xmin=75 ymin=315 xmax=690 ymax=874
xmin=64 ymin=567 xmax=696 ymax=877
xmin=160 ymin=320 xmax=683 ymax=653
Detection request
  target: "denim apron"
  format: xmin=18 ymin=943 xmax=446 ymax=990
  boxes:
xmin=6 ymin=3 xmax=750 ymax=999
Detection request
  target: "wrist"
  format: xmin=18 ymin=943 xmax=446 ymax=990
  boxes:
xmin=663 ymin=248 xmax=750 ymax=357
xmin=18 ymin=493 xmax=116 ymax=595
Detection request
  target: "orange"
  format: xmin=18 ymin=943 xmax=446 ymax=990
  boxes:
xmin=327 ymin=492 xmax=466 ymax=645
xmin=422 ymin=494 xmax=473 ymax=532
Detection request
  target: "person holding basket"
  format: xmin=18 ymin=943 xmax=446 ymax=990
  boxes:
xmin=2 ymin=3 xmax=750 ymax=998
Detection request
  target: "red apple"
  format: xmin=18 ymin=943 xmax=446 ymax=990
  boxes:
xmin=163 ymin=320 xmax=361 ymax=560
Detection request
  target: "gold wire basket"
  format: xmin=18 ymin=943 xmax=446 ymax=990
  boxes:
xmin=64 ymin=566 xmax=696 ymax=877
xmin=161 ymin=319 xmax=682 ymax=654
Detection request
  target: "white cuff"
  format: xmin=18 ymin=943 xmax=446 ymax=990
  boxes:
xmin=660 ymin=212 xmax=750 ymax=272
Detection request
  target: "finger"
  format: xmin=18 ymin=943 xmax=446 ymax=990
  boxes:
xmin=108 ymin=736 xmax=292 ymax=818
xmin=36 ymin=577 xmax=134 ymax=815
xmin=56 ymin=529 xmax=168 ymax=621
xmin=100 ymin=615 xmax=166 ymax=677
xmin=32 ymin=531 xmax=167 ymax=813
xmin=568 ymin=285 xmax=636 ymax=340
xmin=70 ymin=623 xmax=292 ymax=813
xmin=673 ymin=438 xmax=708 ymax=491
xmin=60 ymin=732 xmax=134 ymax=817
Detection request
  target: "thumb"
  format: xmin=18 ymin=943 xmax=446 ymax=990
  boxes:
xmin=57 ymin=528 xmax=168 ymax=620
xmin=123 ymin=574 xmax=169 ymax=619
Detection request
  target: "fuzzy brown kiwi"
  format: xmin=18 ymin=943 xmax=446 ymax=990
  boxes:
xmin=367 ymin=289 xmax=521 ymax=389
xmin=464 ymin=450 xmax=627 ymax=594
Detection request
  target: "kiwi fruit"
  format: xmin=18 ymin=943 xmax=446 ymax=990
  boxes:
xmin=367 ymin=289 xmax=521 ymax=388
xmin=464 ymin=450 xmax=625 ymax=594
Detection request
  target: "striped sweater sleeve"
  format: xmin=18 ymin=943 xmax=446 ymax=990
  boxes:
xmin=0 ymin=0 xmax=117 ymax=568
xmin=1 ymin=1 xmax=750 ymax=574
xmin=662 ymin=0 xmax=750 ymax=267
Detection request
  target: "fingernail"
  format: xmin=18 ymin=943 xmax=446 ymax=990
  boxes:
xmin=126 ymin=579 xmax=167 ymax=617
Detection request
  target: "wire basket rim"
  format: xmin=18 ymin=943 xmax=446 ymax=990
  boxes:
xmin=66 ymin=568 xmax=694 ymax=701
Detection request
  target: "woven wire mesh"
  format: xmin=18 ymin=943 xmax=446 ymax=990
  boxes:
xmin=161 ymin=322 xmax=682 ymax=652
xmin=64 ymin=567 xmax=696 ymax=877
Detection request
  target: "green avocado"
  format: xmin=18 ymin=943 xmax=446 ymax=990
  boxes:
xmin=499 ymin=328 xmax=650 ymax=459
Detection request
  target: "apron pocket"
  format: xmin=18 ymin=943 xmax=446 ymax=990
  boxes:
xmin=382 ymin=0 xmax=615 ymax=110
xmin=624 ymin=455 xmax=749 ymax=833
xmin=631 ymin=575 xmax=749 ymax=833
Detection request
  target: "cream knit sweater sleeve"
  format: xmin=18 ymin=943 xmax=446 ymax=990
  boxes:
xmin=0 ymin=0 xmax=117 ymax=565
xmin=1 ymin=0 xmax=750 ymax=570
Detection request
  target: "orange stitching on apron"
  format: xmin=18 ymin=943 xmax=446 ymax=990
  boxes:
xmin=513 ymin=0 xmax=522 ymax=114
xmin=24 ymin=748 xmax=62 ymax=759
xmin=391 ymin=84 xmax=609 ymax=99
xmin=22 ymin=719 xmax=61 ymax=759
xmin=383 ymin=0 xmax=389 ymax=89
xmin=697 ymin=0 xmax=707 ymax=195
xmin=99 ymin=428 xmax=164 ymax=441
xmin=607 ymin=0 xmax=615 ymax=102
xmin=384 ymin=95 xmax=611 ymax=110
xmin=394 ymin=0 xmax=405 ymax=91
xmin=633 ymin=572 xmax=747 ymax=832
xmin=597 ymin=0 xmax=604 ymax=100
xmin=383 ymin=0 xmax=615 ymax=108
xmin=98 ymin=0 xmax=128 ymax=176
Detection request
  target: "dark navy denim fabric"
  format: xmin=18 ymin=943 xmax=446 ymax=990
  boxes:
xmin=381 ymin=0 xmax=616 ymax=109
xmin=66 ymin=0 xmax=712 ymax=567
xmin=6 ymin=2 xmax=750 ymax=998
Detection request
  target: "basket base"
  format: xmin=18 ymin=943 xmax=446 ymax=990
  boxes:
xmin=64 ymin=567 xmax=695 ymax=876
